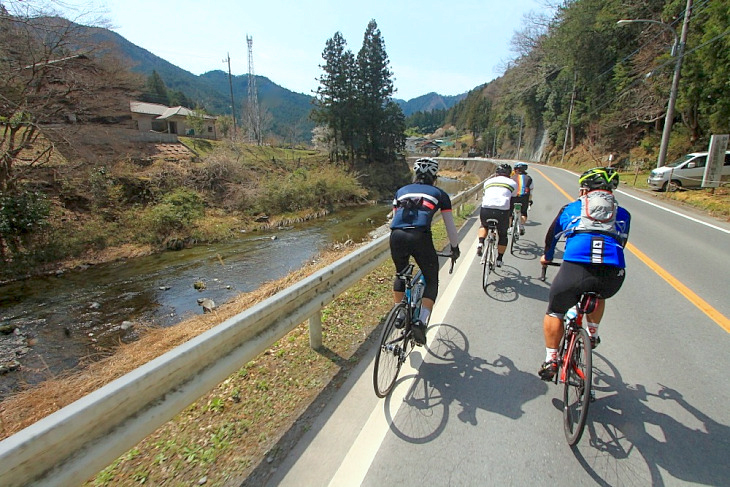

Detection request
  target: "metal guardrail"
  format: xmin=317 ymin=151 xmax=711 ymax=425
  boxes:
xmin=0 ymin=181 xmax=484 ymax=486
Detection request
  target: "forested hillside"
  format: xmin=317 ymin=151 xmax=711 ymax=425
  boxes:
xmin=442 ymin=0 xmax=729 ymax=168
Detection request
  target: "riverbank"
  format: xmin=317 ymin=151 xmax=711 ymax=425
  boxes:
xmin=0 ymin=143 xmax=382 ymax=283
xmin=0 ymin=202 xmax=474 ymax=485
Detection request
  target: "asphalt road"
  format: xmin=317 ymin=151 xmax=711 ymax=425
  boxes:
xmin=263 ymin=164 xmax=730 ymax=486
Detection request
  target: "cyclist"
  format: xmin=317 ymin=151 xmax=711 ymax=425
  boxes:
xmin=476 ymin=163 xmax=517 ymax=267
xmin=510 ymin=162 xmax=533 ymax=235
xmin=538 ymin=167 xmax=631 ymax=380
xmin=390 ymin=157 xmax=461 ymax=346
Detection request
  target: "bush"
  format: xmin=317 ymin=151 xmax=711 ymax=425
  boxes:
xmin=0 ymin=190 xmax=50 ymax=258
xmin=139 ymin=188 xmax=205 ymax=240
xmin=260 ymin=166 xmax=366 ymax=213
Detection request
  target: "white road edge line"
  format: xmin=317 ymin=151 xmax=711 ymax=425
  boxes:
xmin=615 ymin=188 xmax=730 ymax=234
xmin=552 ymin=165 xmax=729 ymax=234
xmin=327 ymin=229 xmax=479 ymax=487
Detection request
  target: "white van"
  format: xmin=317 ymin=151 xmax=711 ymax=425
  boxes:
xmin=647 ymin=151 xmax=730 ymax=191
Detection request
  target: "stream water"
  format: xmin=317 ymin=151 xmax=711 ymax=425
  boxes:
xmin=0 ymin=178 xmax=467 ymax=398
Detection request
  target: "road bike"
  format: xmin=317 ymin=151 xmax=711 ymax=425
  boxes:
xmin=480 ymin=218 xmax=499 ymax=291
xmin=373 ymin=252 xmax=455 ymax=398
xmin=540 ymin=262 xmax=596 ymax=445
xmin=509 ymin=202 xmax=522 ymax=254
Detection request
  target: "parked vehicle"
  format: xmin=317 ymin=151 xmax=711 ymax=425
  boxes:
xmin=647 ymin=151 xmax=730 ymax=191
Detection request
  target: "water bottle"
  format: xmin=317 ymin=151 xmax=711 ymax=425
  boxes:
xmin=564 ymin=306 xmax=578 ymax=324
xmin=412 ymin=277 xmax=425 ymax=319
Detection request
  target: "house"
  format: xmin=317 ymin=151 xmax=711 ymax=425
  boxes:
xmin=405 ymin=136 xmax=427 ymax=153
xmin=417 ymin=140 xmax=442 ymax=156
xmin=130 ymin=101 xmax=217 ymax=139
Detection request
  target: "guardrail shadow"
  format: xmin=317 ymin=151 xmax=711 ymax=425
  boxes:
xmin=241 ymin=316 xmax=387 ymax=486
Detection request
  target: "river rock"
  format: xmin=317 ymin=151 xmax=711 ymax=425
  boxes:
xmin=0 ymin=323 xmax=18 ymax=335
xmin=197 ymin=298 xmax=215 ymax=313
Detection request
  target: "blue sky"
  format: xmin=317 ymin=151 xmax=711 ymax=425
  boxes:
xmin=53 ymin=0 xmax=554 ymax=101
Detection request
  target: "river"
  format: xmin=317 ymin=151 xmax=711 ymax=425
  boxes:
xmin=0 ymin=178 xmax=468 ymax=398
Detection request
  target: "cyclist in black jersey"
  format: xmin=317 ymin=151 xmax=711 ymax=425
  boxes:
xmin=390 ymin=157 xmax=461 ymax=345
xmin=510 ymin=162 xmax=533 ymax=236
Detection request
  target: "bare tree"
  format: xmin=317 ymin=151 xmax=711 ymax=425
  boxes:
xmin=0 ymin=0 xmax=136 ymax=191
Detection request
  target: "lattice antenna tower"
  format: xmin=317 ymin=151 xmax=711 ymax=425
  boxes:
xmin=246 ymin=34 xmax=261 ymax=145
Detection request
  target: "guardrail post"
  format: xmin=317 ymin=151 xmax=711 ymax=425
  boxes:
xmin=309 ymin=311 xmax=323 ymax=349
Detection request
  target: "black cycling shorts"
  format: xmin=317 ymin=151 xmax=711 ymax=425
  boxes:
xmin=510 ymin=194 xmax=530 ymax=217
xmin=547 ymin=261 xmax=626 ymax=315
xmin=480 ymin=207 xmax=510 ymax=246
xmin=389 ymin=228 xmax=439 ymax=301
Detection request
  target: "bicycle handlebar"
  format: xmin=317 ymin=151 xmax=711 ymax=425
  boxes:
xmin=539 ymin=261 xmax=561 ymax=281
xmin=437 ymin=251 xmax=456 ymax=274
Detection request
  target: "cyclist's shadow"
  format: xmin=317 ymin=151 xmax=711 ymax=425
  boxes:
xmin=483 ymin=263 xmax=550 ymax=303
xmin=384 ymin=323 xmax=547 ymax=443
xmin=569 ymin=353 xmax=730 ymax=486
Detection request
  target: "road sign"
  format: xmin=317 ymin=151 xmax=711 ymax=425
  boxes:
xmin=703 ymin=134 xmax=729 ymax=188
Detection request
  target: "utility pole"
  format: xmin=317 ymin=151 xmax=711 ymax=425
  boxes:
xmin=516 ymin=115 xmax=524 ymax=160
xmin=657 ymin=0 xmax=693 ymax=168
xmin=224 ymin=52 xmax=236 ymax=138
xmin=561 ymin=72 xmax=577 ymax=164
xmin=246 ymin=35 xmax=261 ymax=145
xmin=616 ymin=0 xmax=693 ymax=168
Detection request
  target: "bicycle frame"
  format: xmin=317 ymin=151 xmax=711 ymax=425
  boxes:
xmin=559 ymin=317 xmax=586 ymax=384
xmin=480 ymin=219 xmax=499 ymax=291
xmin=373 ymin=252 xmax=455 ymax=397
xmin=510 ymin=203 xmax=522 ymax=253
xmin=541 ymin=262 xmax=596 ymax=445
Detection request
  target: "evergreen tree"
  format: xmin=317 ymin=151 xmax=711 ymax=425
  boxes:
xmin=312 ymin=32 xmax=355 ymax=163
xmin=141 ymin=70 xmax=170 ymax=105
xmin=354 ymin=19 xmax=403 ymax=162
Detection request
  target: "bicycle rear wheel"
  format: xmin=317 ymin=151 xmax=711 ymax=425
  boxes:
xmin=510 ymin=213 xmax=520 ymax=254
xmin=374 ymin=303 xmax=409 ymax=397
xmin=562 ymin=327 xmax=592 ymax=445
xmin=481 ymin=237 xmax=495 ymax=291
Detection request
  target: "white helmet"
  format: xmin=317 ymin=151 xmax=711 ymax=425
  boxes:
xmin=413 ymin=157 xmax=439 ymax=178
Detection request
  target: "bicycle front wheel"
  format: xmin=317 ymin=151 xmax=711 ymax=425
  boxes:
xmin=374 ymin=303 xmax=409 ymax=398
xmin=562 ymin=327 xmax=593 ymax=445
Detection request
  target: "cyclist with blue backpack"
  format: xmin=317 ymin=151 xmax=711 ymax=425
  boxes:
xmin=538 ymin=167 xmax=631 ymax=380
xmin=390 ymin=158 xmax=461 ymax=346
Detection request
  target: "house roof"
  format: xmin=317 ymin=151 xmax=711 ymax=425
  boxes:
xmin=130 ymin=101 xmax=169 ymax=116
xmin=130 ymin=101 xmax=216 ymax=120
xmin=158 ymin=106 xmax=195 ymax=119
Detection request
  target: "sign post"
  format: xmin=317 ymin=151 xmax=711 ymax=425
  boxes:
xmin=703 ymin=134 xmax=729 ymax=189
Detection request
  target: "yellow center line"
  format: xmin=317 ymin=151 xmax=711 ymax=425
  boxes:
xmin=534 ymin=167 xmax=730 ymax=332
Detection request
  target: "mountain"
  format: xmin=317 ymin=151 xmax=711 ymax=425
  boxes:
xmin=395 ymin=92 xmax=468 ymax=116
xmin=77 ymin=21 xmax=464 ymax=141
xmin=75 ymin=24 xmax=314 ymax=142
